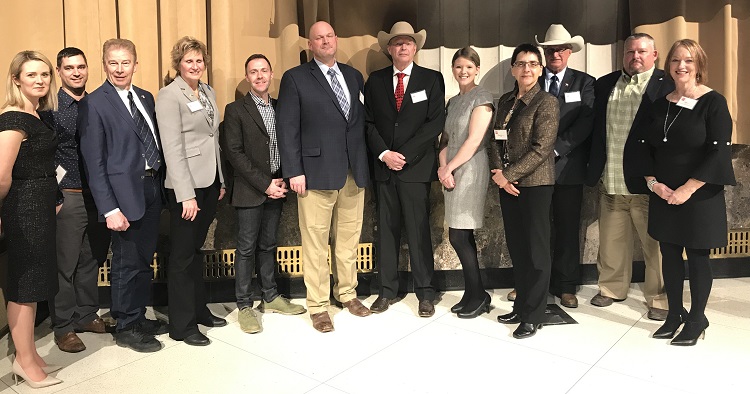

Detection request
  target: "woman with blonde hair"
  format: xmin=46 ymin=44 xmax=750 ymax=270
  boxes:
xmin=0 ymin=50 xmax=62 ymax=388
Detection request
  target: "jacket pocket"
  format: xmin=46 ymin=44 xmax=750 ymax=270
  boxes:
xmin=301 ymin=147 xmax=320 ymax=157
xmin=185 ymin=146 xmax=201 ymax=158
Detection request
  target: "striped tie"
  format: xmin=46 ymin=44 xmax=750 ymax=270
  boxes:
xmin=127 ymin=91 xmax=161 ymax=170
xmin=327 ymin=68 xmax=350 ymax=120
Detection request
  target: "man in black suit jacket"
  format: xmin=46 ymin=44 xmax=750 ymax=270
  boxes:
xmin=534 ymin=25 xmax=595 ymax=309
xmin=585 ymin=33 xmax=673 ymax=320
xmin=365 ymin=22 xmax=446 ymax=317
xmin=221 ymin=54 xmax=306 ymax=334
xmin=79 ymin=39 xmax=167 ymax=352
xmin=276 ymin=21 xmax=372 ymax=333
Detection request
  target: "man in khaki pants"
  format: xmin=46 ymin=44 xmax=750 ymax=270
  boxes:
xmin=276 ymin=21 xmax=372 ymax=332
xmin=586 ymin=33 xmax=671 ymax=320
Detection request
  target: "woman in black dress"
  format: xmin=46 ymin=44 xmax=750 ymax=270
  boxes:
xmin=0 ymin=51 xmax=62 ymax=388
xmin=633 ymin=39 xmax=735 ymax=346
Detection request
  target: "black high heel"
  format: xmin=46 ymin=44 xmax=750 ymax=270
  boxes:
xmin=652 ymin=307 xmax=688 ymax=339
xmin=670 ymin=318 xmax=709 ymax=346
xmin=457 ymin=293 xmax=491 ymax=319
xmin=450 ymin=297 xmax=469 ymax=313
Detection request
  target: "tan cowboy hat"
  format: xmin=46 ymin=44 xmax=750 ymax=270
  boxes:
xmin=535 ymin=24 xmax=585 ymax=53
xmin=377 ymin=21 xmax=426 ymax=52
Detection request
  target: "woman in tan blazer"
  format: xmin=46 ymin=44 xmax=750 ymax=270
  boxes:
xmin=489 ymin=43 xmax=559 ymax=339
xmin=156 ymin=36 xmax=226 ymax=346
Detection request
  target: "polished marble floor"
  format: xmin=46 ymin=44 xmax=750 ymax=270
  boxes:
xmin=1 ymin=278 xmax=749 ymax=393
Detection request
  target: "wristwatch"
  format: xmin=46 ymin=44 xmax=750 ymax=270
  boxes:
xmin=646 ymin=179 xmax=658 ymax=192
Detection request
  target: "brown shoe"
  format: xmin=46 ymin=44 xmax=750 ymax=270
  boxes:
xmin=369 ymin=297 xmax=396 ymax=313
xmin=590 ymin=293 xmax=614 ymax=307
xmin=55 ymin=331 xmax=86 ymax=353
xmin=311 ymin=312 xmax=334 ymax=333
xmin=76 ymin=317 xmax=114 ymax=334
xmin=507 ymin=289 xmax=517 ymax=301
xmin=647 ymin=307 xmax=668 ymax=321
xmin=342 ymin=298 xmax=372 ymax=317
xmin=418 ymin=300 xmax=435 ymax=317
xmin=560 ymin=293 xmax=579 ymax=308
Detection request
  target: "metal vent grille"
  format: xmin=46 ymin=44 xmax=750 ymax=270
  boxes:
xmin=711 ymin=229 xmax=750 ymax=258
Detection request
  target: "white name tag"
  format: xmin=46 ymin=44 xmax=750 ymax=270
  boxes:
xmin=411 ymin=90 xmax=427 ymax=103
xmin=187 ymin=100 xmax=203 ymax=112
xmin=676 ymin=96 xmax=697 ymax=110
xmin=56 ymin=165 xmax=67 ymax=184
xmin=494 ymin=129 xmax=508 ymax=140
xmin=359 ymin=91 xmax=365 ymax=105
xmin=564 ymin=91 xmax=581 ymax=103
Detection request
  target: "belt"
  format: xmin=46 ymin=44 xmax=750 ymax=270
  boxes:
xmin=62 ymin=188 xmax=83 ymax=193
xmin=144 ymin=169 xmax=158 ymax=177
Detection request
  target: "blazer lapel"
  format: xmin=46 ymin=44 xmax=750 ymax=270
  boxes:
xmin=400 ymin=64 xmax=423 ymax=111
xmin=309 ymin=61 xmax=347 ymax=120
xmin=175 ymin=76 xmax=213 ymax=127
xmin=560 ymin=71 xmax=575 ymax=94
xmin=383 ymin=69 xmax=397 ymax=111
xmin=102 ymin=82 xmax=138 ymax=131
xmin=242 ymin=94 xmax=269 ymax=137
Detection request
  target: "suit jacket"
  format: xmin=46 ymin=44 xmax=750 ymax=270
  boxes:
xmin=155 ymin=75 xmax=224 ymax=202
xmin=220 ymin=93 xmax=278 ymax=207
xmin=585 ymin=68 xmax=674 ymax=192
xmin=538 ymin=68 xmax=595 ymax=185
xmin=364 ymin=63 xmax=446 ymax=183
xmin=79 ymin=80 xmax=164 ymax=221
xmin=276 ymin=60 xmax=369 ymax=190
xmin=488 ymin=83 xmax=559 ymax=187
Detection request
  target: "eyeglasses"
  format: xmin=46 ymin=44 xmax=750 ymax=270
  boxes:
xmin=544 ymin=47 xmax=571 ymax=55
xmin=512 ymin=61 xmax=541 ymax=69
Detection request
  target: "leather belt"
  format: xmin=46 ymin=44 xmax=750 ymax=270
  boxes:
xmin=144 ymin=169 xmax=158 ymax=177
xmin=62 ymin=188 xmax=83 ymax=193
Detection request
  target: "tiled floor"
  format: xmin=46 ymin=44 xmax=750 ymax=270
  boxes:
xmin=1 ymin=278 xmax=749 ymax=393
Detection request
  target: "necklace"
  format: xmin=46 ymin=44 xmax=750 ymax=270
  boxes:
xmin=663 ymin=101 xmax=683 ymax=142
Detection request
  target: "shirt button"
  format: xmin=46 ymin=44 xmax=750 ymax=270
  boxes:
xmin=713 ymin=141 xmax=718 ymax=145
xmin=141 ymin=175 xmax=145 ymax=179
xmin=209 ymin=133 xmax=214 ymax=137
xmin=394 ymin=123 xmax=398 ymax=127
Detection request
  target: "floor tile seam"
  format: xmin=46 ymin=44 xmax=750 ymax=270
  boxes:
xmin=304 ymin=383 xmax=351 ymax=394
xmin=587 ymin=364 xmax=698 ymax=393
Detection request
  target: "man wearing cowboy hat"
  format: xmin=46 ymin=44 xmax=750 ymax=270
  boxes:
xmin=532 ymin=24 xmax=595 ymax=309
xmin=364 ymin=21 xmax=446 ymax=317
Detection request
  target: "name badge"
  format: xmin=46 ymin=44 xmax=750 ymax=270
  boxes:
xmin=494 ymin=129 xmax=508 ymax=140
xmin=359 ymin=91 xmax=365 ymax=105
xmin=676 ymin=96 xmax=698 ymax=110
xmin=564 ymin=91 xmax=581 ymax=103
xmin=411 ymin=90 xmax=427 ymax=103
xmin=56 ymin=165 xmax=67 ymax=184
xmin=187 ymin=100 xmax=203 ymax=112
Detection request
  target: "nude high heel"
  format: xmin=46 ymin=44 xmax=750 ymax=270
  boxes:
xmin=10 ymin=354 xmax=62 ymax=374
xmin=11 ymin=359 xmax=63 ymax=388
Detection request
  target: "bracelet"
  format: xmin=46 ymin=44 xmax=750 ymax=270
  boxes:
xmin=646 ymin=179 xmax=658 ymax=192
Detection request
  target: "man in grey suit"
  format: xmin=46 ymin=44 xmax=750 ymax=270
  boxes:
xmin=277 ymin=21 xmax=372 ymax=333
xmin=221 ymin=54 xmax=306 ymax=335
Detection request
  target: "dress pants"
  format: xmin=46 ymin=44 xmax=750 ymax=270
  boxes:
xmin=375 ymin=178 xmax=435 ymax=301
xmin=235 ymin=198 xmax=283 ymax=309
xmin=550 ymin=183 xmax=583 ymax=295
xmin=499 ymin=186 xmax=553 ymax=324
xmin=597 ymin=190 xmax=667 ymax=309
xmin=298 ymin=172 xmax=365 ymax=314
xmin=166 ymin=178 xmax=220 ymax=339
xmin=50 ymin=190 xmax=111 ymax=336
xmin=110 ymin=174 xmax=162 ymax=331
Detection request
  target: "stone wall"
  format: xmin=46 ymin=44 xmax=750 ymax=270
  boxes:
xmin=204 ymin=145 xmax=750 ymax=270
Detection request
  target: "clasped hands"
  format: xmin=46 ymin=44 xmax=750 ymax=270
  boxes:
xmin=491 ymin=169 xmax=520 ymax=196
xmin=383 ymin=151 xmax=406 ymax=171
xmin=437 ymin=165 xmax=455 ymax=189
xmin=265 ymin=178 xmax=289 ymax=199
xmin=653 ymin=182 xmax=693 ymax=205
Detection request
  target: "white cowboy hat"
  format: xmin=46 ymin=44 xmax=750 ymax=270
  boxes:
xmin=535 ymin=24 xmax=585 ymax=53
xmin=377 ymin=21 xmax=426 ymax=52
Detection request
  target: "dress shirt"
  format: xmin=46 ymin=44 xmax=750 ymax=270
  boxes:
xmin=314 ymin=58 xmax=351 ymax=105
xmin=53 ymin=88 xmax=85 ymax=189
xmin=249 ymin=91 xmax=280 ymax=174
xmin=544 ymin=67 xmax=567 ymax=95
xmin=379 ymin=62 xmax=416 ymax=161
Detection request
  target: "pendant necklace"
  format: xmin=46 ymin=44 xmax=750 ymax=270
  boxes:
xmin=663 ymin=101 xmax=683 ymax=142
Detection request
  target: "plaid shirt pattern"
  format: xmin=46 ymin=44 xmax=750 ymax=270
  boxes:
xmin=603 ymin=67 xmax=654 ymax=195
xmin=250 ymin=92 xmax=280 ymax=173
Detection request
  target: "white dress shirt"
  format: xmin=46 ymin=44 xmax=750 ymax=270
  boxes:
xmin=380 ymin=62 xmax=416 ymax=160
xmin=314 ymin=58 xmax=351 ymax=104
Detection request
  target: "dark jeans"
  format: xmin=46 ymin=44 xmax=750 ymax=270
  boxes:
xmin=50 ymin=190 xmax=111 ymax=336
xmin=110 ymin=175 xmax=161 ymax=331
xmin=166 ymin=179 xmax=220 ymax=339
xmin=235 ymin=199 xmax=282 ymax=309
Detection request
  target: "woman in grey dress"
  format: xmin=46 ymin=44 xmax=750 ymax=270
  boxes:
xmin=438 ymin=47 xmax=494 ymax=318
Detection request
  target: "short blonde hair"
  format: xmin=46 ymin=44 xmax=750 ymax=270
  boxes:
xmin=171 ymin=36 xmax=210 ymax=74
xmin=664 ymin=39 xmax=708 ymax=84
xmin=102 ymin=38 xmax=137 ymax=63
xmin=3 ymin=50 xmax=58 ymax=111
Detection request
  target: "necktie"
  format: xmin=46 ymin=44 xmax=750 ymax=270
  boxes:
xmin=549 ymin=75 xmax=559 ymax=97
xmin=395 ymin=72 xmax=405 ymax=111
xmin=327 ymin=68 xmax=350 ymax=120
xmin=127 ymin=91 xmax=161 ymax=170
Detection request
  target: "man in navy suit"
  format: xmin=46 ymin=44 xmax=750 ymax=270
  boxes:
xmin=79 ymin=38 xmax=167 ymax=352
xmin=276 ymin=21 xmax=372 ymax=333
xmin=365 ymin=22 xmax=446 ymax=317
xmin=534 ymin=25 xmax=596 ymax=309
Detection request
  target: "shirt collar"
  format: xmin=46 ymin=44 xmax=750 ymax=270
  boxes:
xmin=504 ymin=83 xmax=542 ymax=105
xmin=393 ymin=62 xmax=414 ymax=76
xmin=249 ymin=90 xmax=272 ymax=106
xmin=314 ymin=58 xmax=341 ymax=76
xmin=57 ymin=88 xmax=77 ymax=109
xmin=621 ymin=66 xmax=655 ymax=84
xmin=545 ymin=67 xmax=567 ymax=82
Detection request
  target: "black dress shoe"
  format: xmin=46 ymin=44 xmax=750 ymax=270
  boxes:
xmin=370 ymin=297 xmax=395 ymax=313
xmin=198 ymin=314 xmax=227 ymax=327
xmin=139 ymin=319 xmax=168 ymax=335
xmin=183 ymin=332 xmax=211 ymax=346
xmin=114 ymin=326 xmax=162 ymax=353
xmin=512 ymin=322 xmax=542 ymax=339
xmin=418 ymin=300 xmax=435 ymax=317
xmin=497 ymin=311 xmax=520 ymax=324
xmin=457 ymin=293 xmax=491 ymax=319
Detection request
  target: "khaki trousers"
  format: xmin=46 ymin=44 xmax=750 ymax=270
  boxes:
xmin=298 ymin=173 xmax=365 ymax=314
xmin=597 ymin=191 xmax=667 ymax=309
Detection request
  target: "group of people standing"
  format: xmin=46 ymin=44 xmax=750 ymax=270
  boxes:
xmin=0 ymin=18 xmax=734 ymax=388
